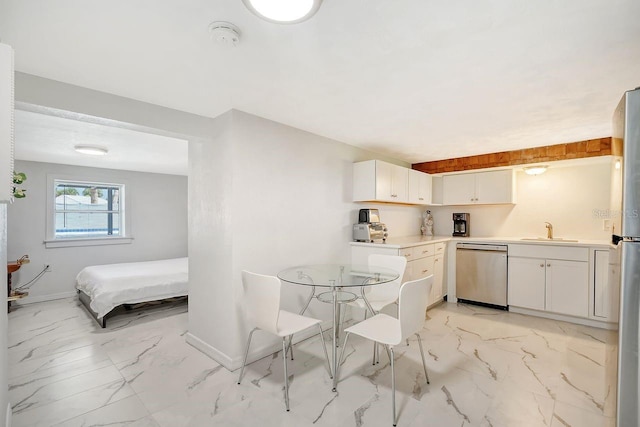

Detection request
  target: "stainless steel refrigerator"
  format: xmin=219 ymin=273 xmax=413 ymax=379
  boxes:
xmin=612 ymin=86 xmax=640 ymax=427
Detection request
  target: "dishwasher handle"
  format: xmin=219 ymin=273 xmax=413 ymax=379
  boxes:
xmin=456 ymin=243 xmax=508 ymax=252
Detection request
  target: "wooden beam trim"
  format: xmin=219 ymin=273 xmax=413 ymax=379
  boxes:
xmin=412 ymin=137 xmax=612 ymax=174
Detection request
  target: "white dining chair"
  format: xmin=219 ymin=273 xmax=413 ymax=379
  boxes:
xmin=337 ymin=275 xmax=433 ymax=426
xmin=345 ymin=254 xmax=407 ymax=363
xmin=237 ymin=270 xmax=331 ymax=411
xmin=351 ymin=254 xmax=407 ymax=313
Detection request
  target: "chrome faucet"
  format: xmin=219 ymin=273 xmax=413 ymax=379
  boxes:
xmin=545 ymin=222 xmax=553 ymax=239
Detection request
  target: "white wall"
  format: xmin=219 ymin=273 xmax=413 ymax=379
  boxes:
xmin=0 ymin=204 xmax=9 ymax=426
xmin=187 ymin=110 xmax=423 ymax=368
xmin=7 ymin=160 xmax=188 ymax=302
xmin=430 ymin=161 xmax=611 ymax=241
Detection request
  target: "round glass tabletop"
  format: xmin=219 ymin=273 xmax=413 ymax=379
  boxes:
xmin=277 ymin=264 xmax=399 ymax=288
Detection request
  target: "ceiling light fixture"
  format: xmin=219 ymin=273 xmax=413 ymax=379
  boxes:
xmin=74 ymin=145 xmax=108 ymax=156
xmin=523 ymin=165 xmax=548 ymax=176
xmin=242 ymin=0 xmax=322 ymax=24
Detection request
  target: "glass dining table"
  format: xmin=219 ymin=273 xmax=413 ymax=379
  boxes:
xmin=277 ymin=264 xmax=399 ymax=391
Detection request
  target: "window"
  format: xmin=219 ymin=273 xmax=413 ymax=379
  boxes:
xmin=46 ymin=176 xmax=132 ymax=248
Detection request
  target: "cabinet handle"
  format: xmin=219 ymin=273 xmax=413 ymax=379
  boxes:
xmin=422 ymin=269 xmax=429 ymax=273
xmin=470 ymin=198 xmax=474 ymax=201
xmin=547 ymin=263 xmax=551 ymax=267
xmin=539 ymin=264 xmax=544 ymax=267
xmin=404 ymin=254 xmax=411 ymax=258
xmin=419 ymin=197 xmax=424 ymax=200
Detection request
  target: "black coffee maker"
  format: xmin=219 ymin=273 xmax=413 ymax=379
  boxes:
xmin=452 ymin=213 xmax=470 ymax=237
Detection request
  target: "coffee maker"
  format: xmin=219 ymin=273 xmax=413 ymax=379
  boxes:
xmin=452 ymin=213 xmax=470 ymax=237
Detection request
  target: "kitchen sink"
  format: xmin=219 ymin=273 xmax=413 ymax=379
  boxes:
xmin=521 ymin=237 xmax=579 ymax=242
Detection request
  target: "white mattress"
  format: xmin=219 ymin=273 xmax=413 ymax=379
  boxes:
xmin=75 ymin=257 xmax=188 ymax=319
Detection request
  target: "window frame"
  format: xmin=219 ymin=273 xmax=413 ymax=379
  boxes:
xmin=45 ymin=174 xmax=133 ymax=248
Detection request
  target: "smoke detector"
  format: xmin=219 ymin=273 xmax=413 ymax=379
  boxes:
xmin=208 ymin=22 xmax=240 ymax=47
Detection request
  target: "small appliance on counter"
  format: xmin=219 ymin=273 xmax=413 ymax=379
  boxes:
xmin=353 ymin=208 xmax=388 ymax=243
xmin=452 ymin=213 xmax=470 ymax=237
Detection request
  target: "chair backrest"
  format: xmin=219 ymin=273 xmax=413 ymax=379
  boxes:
xmin=398 ymin=275 xmax=433 ymax=341
xmin=241 ymin=270 xmax=281 ymax=335
xmin=367 ymin=254 xmax=407 ymax=299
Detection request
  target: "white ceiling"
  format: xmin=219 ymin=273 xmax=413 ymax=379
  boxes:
xmin=2 ymin=0 xmax=640 ymax=165
xmin=14 ymin=110 xmax=188 ymax=175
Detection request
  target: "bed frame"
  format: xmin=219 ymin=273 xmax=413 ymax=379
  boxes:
xmin=77 ymin=290 xmax=187 ymax=328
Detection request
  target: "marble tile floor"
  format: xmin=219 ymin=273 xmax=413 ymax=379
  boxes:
xmin=7 ymin=297 xmax=618 ymax=427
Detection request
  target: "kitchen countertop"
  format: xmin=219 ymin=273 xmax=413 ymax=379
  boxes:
xmin=350 ymin=235 xmax=451 ymax=249
xmin=350 ymin=235 xmax=611 ymax=249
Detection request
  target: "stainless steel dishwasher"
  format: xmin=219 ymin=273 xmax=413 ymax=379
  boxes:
xmin=456 ymin=243 xmax=508 ymax=309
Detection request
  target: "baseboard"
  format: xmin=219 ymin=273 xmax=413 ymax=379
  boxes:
xmin=185 ymin=332 xmax=235 ymax=369
xmin=12 ymin=291 xmax=76 ymax=306
xmin=6 ymin=403 xmax=11 ymax=427
xmin=509 ymin=306 xmax=619 ymax=330
xmin=186 ymin=319 xmax=334 ymax=372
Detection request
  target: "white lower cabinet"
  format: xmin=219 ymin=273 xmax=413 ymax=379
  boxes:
xmin=508 ymin=245 xmax=590 ymax=319
xmin=594 ymin=249 xmax=619 ymax=322
xmin=545 ymin=259 xmax=589 ymax=317
xmin=351 ymin=241 xmax=446 ymax=307
xmin=508 ymin=257 xmax=546 ymax=311
xmin=433 ymin=253 xmax=445 ymax=301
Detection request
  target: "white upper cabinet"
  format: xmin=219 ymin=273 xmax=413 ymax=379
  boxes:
xmin=408 ymin=168 xmax=432 ymax=205
xmin=441 ymin=173 xmax=476 ymax=205
xmin=353 ymin=160 xmax=419 ymax=204
xmin=442 ymin=170 xmax=515 ymax=205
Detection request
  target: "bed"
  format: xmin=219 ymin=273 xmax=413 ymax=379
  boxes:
xmin=75 ymin=257 xmax=188 ymax=328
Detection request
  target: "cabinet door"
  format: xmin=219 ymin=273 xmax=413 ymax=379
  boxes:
xmin=432 ymin=254 xmax=444 ymax=302
xmin=508 ymin=257 xmax=546 ymax=310
xmin=442 ymin=174 xmax=476 ymax=205
xmin=594 ymin=250 xmax=609 ymax=318
xmin=475 ymin=170 xmax=513 ymax=204
xmin=390 ymin=163 xmax=409 ymax=202
xmin=412 ymin=255 xmax=434 ymax=282
xmin=545 ymin=260 xmax=589 ymax=317
xmin=374 ymin=161 xmax=394 ymax=202
xmin=408 ymin=169 xmax=432 ymax=204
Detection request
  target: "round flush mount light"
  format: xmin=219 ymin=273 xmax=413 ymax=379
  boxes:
xmin=523 ymin=165 xmax=548 ymax=176
xmin=242 ymin=0 xmax=322 ymax=24
xmin=74 ymin=145 xmax=108 ymax=156
xmin=208 ymin=21 xmax=241 ymax=46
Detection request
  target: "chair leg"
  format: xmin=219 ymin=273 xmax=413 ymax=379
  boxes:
xmin=416 ymin=333 xmax=430 ymax=385
xmin=334 ymin=332 xmax=351 ymax=391
xmin=282 ymin=338 xmax=290 ymax=411
xmin=237 ymin=328 xmax=257 ymax=384
xmin=334 ymin=303 xmax=341 ymax=346
xmin=317 ymin=324 xmax=332 ymax=379
xmin=288 ymin=334 xmax=294 ymax=360
xmin=390 ymin=346 xmax=397 ymax=426
xmin=372 ymin=342 xmax=377 ymax=365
